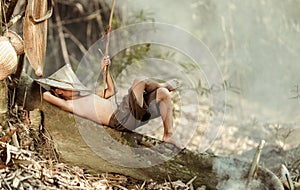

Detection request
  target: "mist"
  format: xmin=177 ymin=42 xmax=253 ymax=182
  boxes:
xmin=113 ymin=0 xmax=300 ymax=125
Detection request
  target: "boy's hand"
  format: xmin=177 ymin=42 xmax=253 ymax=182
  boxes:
xmin=101 ymin=56 xmax=111 ymax=72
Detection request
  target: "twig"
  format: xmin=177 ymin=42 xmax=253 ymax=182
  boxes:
xmin=7 ymin=12 xmax=25 ymax=28
xmin=98 ymin=48 xmax=104 ymax=56
xmin=281 ymin=164 xmax=294 ymax=190
xmin=291 ymin=159 xmax=300 ymax=172
xmin=62 ymin=26 xmax=87 ymax=54
xmin=246 ymin=140 xmax=265 ymax=188
xmin=0 ymin=173 xmax=13 ymax=190
xmin=59 ymin=10 xmax=101 ymax=25
xmin=137 ymin=180 xmax=146 ymax=189
xmin=22 ymin=87 xmax=28 ymax=108
xmin=100 ymin=173 xmax=111 ymax=188
xmin=186 ymin=176 xmax=197 ymax=186
xmin=167 ymin=173 xmax=175 ymax=190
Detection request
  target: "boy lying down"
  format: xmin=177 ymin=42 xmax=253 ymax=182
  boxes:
xmin=36 ymin=56 xmax=183 ymax=149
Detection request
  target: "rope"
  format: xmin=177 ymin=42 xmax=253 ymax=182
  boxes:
xmin=102 ymin=0 xmax=115 ymax=97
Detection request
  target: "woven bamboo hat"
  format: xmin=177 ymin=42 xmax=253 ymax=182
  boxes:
xmin=35 ymin=64 xmax=91 ymax=92
xmin=4 ymin=30 xmax=24 ymax=55
xmin=0 ymin=36 xmax=18 ymax=80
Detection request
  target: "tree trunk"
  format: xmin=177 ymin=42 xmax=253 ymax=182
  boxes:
xmin=15 ymin=73 xmax=284 ymax=190
xmin=0 ymin=80 xmax=8 ymax=127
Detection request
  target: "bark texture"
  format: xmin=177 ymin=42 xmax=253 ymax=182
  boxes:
xmin=15 ymin=73 xmax=284 ymax=190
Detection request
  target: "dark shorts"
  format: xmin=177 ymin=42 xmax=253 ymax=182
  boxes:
xmin=108 ymin=88 xmax=160 ymax=131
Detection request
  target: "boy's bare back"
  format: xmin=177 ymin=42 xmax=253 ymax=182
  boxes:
xmin=43 ymin=92 xmax=116 ymax=126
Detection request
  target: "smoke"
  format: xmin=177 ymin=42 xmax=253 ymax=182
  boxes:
xmin=213 ymin=158 xmax=266 ymax=190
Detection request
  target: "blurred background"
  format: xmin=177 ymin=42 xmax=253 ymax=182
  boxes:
xmin=108 ymin=0 xmax=300 ymax=156
xmin=13 ymin=0 xmax=299 ymax=161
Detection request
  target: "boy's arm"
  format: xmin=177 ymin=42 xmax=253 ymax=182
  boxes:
xmin=43 ymin=91 xmax=73 ymax=112
xmin=97 ymin=56 xmax=116 ymax=99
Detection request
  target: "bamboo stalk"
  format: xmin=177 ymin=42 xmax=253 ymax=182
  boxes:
xmin=54 ymin=2 xmax=70 ymax=65
xmin=0 ymin=0 xmax=3 ymax=34
xmin=102 ymin=0 xmax=115 ymax=97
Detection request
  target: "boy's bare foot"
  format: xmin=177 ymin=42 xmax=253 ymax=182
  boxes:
xmin=162 ymin=135 xmax=184 ymax=149
xmin=163 ymin=79 xmax=181 ymax=92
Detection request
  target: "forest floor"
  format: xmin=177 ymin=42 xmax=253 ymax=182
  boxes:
xmin=0 ymin=105 xmax=207 ymax=190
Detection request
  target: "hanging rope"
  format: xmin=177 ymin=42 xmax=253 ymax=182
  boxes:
xmin=102 ymin=0 xmax=115 ymax=97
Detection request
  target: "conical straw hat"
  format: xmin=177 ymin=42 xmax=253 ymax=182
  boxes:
xmin=35 ymin=64 xmax=91 ymax=92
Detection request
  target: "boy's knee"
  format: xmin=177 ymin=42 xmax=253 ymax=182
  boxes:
xmin=157 ymin=87 xmax=171 ymax=100
xmin=133 ymin=77 xmax=149 ymax=88
xmin=133 ymin=77 xmax=148 ymax=86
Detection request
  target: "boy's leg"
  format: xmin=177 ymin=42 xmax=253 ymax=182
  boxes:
xmin=131 ymin=77 xmax=181 ymax=106
xmin=155 ymin=87 xmax=174 ymax=141
xmin=131 ymin=77 xmax=183 ymax=148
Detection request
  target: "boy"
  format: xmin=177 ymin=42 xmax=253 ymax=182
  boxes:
xmin=37 ymin=57 xmax=182 ymax=148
